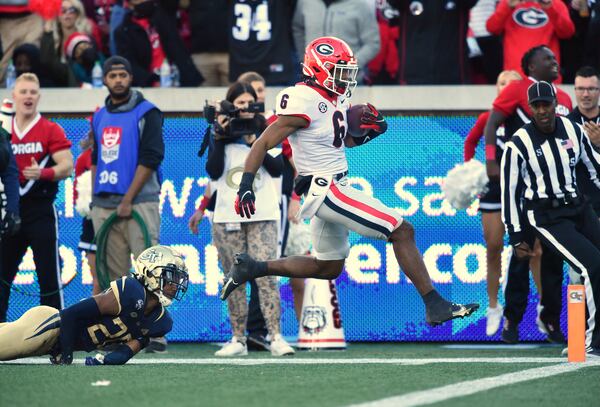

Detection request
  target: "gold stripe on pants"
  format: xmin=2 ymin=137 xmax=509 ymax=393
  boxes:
xmin=0 ymin=306 xmax=60 ymax=361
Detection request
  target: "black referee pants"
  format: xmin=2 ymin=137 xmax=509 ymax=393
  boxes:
xmin=503 ymin=245 xmax=564 ymax=326
xmin=0 ymin=200 xmax=63 ymax=322
xmin=528 ymin=203 xmax=600 ymax=350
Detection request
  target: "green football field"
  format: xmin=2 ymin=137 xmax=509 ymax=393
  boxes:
xmin=1 ymin=343 xmax=599 ymax=407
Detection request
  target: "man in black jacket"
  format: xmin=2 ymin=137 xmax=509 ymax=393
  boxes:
xmin=189 ymin=0 xmax=229 ymax=86
xmin=114 ymin=0 xmax=203 ymax=87
xmin=387 ymin=0 xmax=476 ymax=84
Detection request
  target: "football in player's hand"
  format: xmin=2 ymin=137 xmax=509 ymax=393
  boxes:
xmin=346 ymin=104 xmax=369 ymax=137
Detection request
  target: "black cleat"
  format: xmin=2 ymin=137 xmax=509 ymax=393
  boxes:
xmin=247 ymin=334 xmax=271 ymax=352
xmin=145 ymin=337 xmax=168 ymax=353
xmin=501 ymin=319 xmax=519 ymax=344
xmin=425 ymin=300 xmax=479 ymax=326
xmin=587 ymin=348 xmax=600 ymax=360
xmin=220 ymin=253 xmax=257 ymax=301
xmin=538 ymin=319 xmax=566 ymax=344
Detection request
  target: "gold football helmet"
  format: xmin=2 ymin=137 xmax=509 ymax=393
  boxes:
xmin=133 ymin=245 xmax=189 ymax=306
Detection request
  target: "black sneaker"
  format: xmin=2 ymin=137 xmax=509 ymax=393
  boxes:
xmin=425 ymin=300 xmax=479 ymax=326
xmin=145 ymin=337 xmax=168 ymax=353
xmin=247 ymin=334 xmax=271 ymax=352
xmin=539 ymin=320 xmax=566 ymax=344
xmin=220 ymin=253 xmax=258 ymax=300
xmin=501 ymin=320 xmax=519 ymax=344
xmin=587 ymin=348 xmax=600 ymax=360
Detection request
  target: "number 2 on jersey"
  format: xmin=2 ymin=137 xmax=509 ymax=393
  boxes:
xmin=232 ymin=2 xmax=272 ymax=41
xmin=332 ymin=111 xmax=346 ymax=148
xmin=88 ymin=317 xmax=133 ymax=346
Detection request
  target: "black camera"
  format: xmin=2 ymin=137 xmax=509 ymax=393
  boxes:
xmin=203 ymin=100 xmax=265 ymax=124
xmin=213 ymin=100 xmax=264 ymax=138
xmin=219 ymin=100 xmax=264 ymax=118
xmin=198 ymin=99 xmax=265 ymax=157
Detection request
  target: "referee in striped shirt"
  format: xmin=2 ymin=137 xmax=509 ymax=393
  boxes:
xmin=501 ymin=81 xmax=600 ymax=357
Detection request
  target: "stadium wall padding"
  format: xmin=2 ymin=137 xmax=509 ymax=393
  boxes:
xmin=5 ymin=114 xmax=565 ymax=342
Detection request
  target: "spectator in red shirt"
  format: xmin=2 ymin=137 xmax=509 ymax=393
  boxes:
xmin=463 ymin=69 xmax=521 ymax=336
xmin=0 ymin=73 xmax=73 ymax=322
xmin=486 ymin=0 xmax=575 ymax=81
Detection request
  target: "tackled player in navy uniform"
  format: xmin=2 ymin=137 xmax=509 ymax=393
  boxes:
xmin=0 ymin=245 xmax=188 ymax=365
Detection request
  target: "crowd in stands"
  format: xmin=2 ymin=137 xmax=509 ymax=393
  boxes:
xmin=1 ymin=0 xmax=599 ymax=88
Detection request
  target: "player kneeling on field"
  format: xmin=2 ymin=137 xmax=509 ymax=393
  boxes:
xmin=0 ymin=245 xmax=188 ymax=365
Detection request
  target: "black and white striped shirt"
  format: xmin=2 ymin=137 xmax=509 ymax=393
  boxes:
xmin=501 ymin=116 xmax=600 ymax=242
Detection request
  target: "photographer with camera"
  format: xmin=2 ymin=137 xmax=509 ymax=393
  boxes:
xmin=192 ymin=81 xmax=294 ymax=357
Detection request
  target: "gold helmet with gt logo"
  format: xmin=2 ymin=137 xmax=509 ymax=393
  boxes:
xmin=133 ymin=245 xmax=189 ymax=306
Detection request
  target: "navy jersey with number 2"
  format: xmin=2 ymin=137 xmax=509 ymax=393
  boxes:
xmin=77 ymin=276 xmax=172 ymax=351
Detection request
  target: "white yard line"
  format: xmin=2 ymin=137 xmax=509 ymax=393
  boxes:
xmin=442 ymin=344 xmax=543 ymax=350
xmin=0 ymin=357 xmax=589 ymax=365
xmin=347 ymin=362 xmax=598 ymax=407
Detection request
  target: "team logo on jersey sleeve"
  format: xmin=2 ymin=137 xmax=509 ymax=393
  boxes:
xmin=556 ymin=105 xmax=570 ymax=116
xmin=315 ymin=43 xmax=334 ymax=56
xmin=318 ymin=102 xmax=328 ymax=113
xmin=101 ymin=126 xmax=122 ymax=164
xmin=513 ymin=8 xmax=548 ymax=28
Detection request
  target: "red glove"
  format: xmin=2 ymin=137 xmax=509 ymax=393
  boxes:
xmin=360 ymin=103 xmax=387 ymax=134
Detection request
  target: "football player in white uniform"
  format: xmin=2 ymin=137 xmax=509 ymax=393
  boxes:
xmin=222 ymin=36 xmax=479 ymax=326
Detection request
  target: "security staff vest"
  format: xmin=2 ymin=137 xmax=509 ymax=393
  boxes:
xmin=93 ymin=101 xmax=155 ymax=195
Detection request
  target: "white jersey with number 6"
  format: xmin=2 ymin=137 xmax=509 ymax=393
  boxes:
xmin=275 ymin=83 xmax=349 ymax=176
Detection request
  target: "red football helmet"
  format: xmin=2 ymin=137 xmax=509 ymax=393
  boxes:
xmin=302 ymin=36 xmax=358 ymax=97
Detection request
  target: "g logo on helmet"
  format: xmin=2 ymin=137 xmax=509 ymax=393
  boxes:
xmin=315 ymin=43 xmax=334 ymax=56
xmin=513 ymin=8 xmax=548 ymax=28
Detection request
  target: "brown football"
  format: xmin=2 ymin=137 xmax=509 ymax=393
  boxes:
xmin=346 ymin=104 xmax=369 ymax=137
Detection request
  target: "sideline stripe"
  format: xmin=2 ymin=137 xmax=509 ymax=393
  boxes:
xmin=0 ymin=357 xmax=592 ymax=365
xmin=347 ymin=363 xmax=592 ymax=407
xmin=443 ymin=344 xmax=543 ymax=350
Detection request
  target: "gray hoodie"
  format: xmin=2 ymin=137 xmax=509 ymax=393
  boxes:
xmin=292 ymin=0 xmax=380 ymax=70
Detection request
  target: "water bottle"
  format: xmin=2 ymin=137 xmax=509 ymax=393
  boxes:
xmin=160 ymin=59 xmax=171 ymax=88
xmin=5 ymin=60 xmax=16 ymax=90
xmin=170 ymin=63 xmax=180 ymax=88
xmin=92 ymin=62 xmax=103 ymax=88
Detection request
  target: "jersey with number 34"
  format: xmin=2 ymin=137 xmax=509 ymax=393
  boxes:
xmin=276 ymin=83 xmax=349 ymax=176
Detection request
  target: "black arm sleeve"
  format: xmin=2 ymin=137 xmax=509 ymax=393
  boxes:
xmin=138 ymin=109 xmax=165 ymax=170
xmin=58 ymin=298 xmax=101 ymax=362
xmin=91 ymin=121 xmax=98 ymax=166
xmin=102 ymin=344 xmax=135 ymax=365
xmin=205 ymin=140 xmax=226 ymax=179
xmin=261 ymin=153 xmax=283 ymax=177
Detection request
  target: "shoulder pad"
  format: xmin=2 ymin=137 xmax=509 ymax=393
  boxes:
xmin=110 ymin=276 xmax=146 ymax=315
